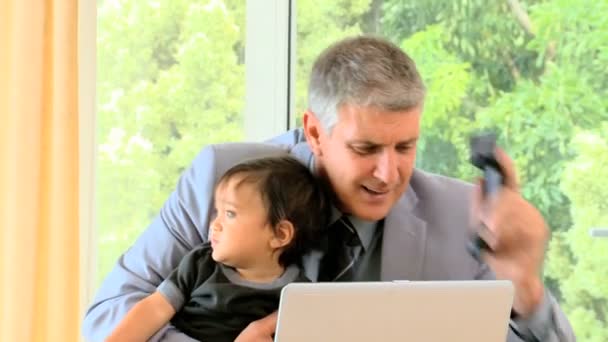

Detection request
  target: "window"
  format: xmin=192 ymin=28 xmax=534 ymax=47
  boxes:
xmin=92 ymin=0 xmax=606 ymax=338
xmin=96 ymin=0 xmax=248 ymax=284
xmin=293 ymin=0 xmax=607 ymax=339
xmin=95 ymin=0 xmax=292 ymax=288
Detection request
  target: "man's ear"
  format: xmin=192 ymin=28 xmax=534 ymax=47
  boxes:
xmin=302 ymin=110 xmax=323 ymax=157
xmin=270 ymin=220 xmax=295 ymax=249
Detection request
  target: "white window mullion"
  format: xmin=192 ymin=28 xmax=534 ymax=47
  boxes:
xmin=245 ymin=0 xmax=294 ymax=141
xmin=288 ymin=0 xmax=297 ymax=130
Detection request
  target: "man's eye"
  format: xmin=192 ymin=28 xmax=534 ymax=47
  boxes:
xmin=352 ymin=146 xmax=377 ymax=155
xmin=225 ymin=210 xmax=236 ymax=219
xmin=396 ymin=144 xmax=414 ymax=153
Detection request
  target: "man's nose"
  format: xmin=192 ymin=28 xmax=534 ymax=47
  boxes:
xmin=372 ymin=151 xmax=399 ymax=185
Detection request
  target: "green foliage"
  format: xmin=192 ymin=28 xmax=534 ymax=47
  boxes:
xmin=97 ymin=0 xmax=245 ymax=283
xmin=545 ymin=128 xmax=608 ymax=341
xmin=383 ymin=0 xmax=544 ymax=98
xmin=399 ymin=25 xmax=475 ymax=179
xmin=381 ymin=0 xmax=608 ymax=337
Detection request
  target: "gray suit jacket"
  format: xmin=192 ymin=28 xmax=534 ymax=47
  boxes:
xmin=82 ymin=130 xmax=575 ymax=341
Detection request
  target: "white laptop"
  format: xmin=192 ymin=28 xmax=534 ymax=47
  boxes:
xmin=275 ymin=280 xmax=514 ymax=342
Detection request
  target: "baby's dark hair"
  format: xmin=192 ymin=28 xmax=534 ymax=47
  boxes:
xmin=217 ymin=156 xmax=330 ymax=267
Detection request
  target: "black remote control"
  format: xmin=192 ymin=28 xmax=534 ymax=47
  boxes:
xmin=467 ymin=133 xmax=504 ymax=260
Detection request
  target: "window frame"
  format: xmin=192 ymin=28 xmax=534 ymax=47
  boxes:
xmin=245 ymin=0 xmax=296 ymax=141
xmin=79 ymin=0 xmax=295 ymax=316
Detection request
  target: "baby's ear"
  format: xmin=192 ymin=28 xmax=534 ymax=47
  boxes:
xmin=270 ymin=220 xmax=295 ymax=249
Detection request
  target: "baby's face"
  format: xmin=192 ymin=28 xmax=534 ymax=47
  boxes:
xmin=209 ymin=176 xmax=276 ymax=268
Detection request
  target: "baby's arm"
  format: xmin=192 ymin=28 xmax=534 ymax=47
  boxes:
xmin=105 ymin=291 xmax=176 ymax=342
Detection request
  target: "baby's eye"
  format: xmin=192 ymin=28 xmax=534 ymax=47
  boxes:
xmin=225 ymin=210 xmax=236 ymax=219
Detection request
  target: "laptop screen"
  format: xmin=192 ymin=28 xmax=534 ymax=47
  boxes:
xmin=275 ymin=280 xmax=513 ymax=342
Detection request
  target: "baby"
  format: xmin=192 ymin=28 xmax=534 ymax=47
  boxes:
xmin=106 ymin=156 xmax=330 ymax=341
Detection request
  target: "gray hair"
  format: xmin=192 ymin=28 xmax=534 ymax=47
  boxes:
xmin=308 ymin=36 xmax=426 ymax=132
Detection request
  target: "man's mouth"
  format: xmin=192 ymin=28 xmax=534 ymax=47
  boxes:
xmin=361 ymin=185 xmax=390 ymax=196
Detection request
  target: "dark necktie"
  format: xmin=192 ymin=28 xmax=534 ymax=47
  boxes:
xmin=318 ymin=216 xmax=362 ymax=282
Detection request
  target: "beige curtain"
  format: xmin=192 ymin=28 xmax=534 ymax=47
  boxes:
xmin=0 ymin=0 xmax=80 ymax=341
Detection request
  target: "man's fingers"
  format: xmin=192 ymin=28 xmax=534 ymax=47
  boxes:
xmin=476 ymin=223 xmax=498 ymax=251
xmin=235 ymin=311 xmax=278 ymax=342
xmin=470 ymin=178 xmax=483 ymax=222
xmin=494 ymin=148 xmax=519 ymax=191
xmin=471 ymin=178 xmax=498 ymax=223
xmin=261 ymin=311 xmax=278 ymax=333
xmin=470 ymin=179 xmax=501 ymax=251
xmin=471 ymin=175 xmax=522 ymax=254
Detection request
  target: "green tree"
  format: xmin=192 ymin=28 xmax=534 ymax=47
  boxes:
xmin=97 ymin=0 xmax=245 ymax=283
xmin=545 ymin=128 xmax=608 ymax=341
xmin=399 ymin=25 xmax=475 ymax=179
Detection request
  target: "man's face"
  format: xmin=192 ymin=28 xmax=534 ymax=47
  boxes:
xmin=304 ymin=104 xmax=421 ymax=221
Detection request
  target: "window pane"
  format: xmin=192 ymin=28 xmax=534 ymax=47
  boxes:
xmin=96 ymin=0 xmax=246 ymax=284
xmin=295 ymin=0 xmax=607 ymax=339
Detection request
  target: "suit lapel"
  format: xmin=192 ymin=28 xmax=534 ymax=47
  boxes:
xmin=380 ymin=187 xmax=427 ymax=281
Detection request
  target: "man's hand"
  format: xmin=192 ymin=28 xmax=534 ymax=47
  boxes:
xmin=472 ymin=149 xmax=549 ymax=317
xmin=234 ymin=311 xmax=277 ymax=342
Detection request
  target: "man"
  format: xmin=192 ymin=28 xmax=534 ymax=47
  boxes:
xmin=83 ymin=36 xmax=575 ymax=341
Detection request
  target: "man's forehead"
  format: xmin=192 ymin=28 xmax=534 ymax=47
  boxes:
xmin=334 ymin=105 xmax=421 ymax=141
